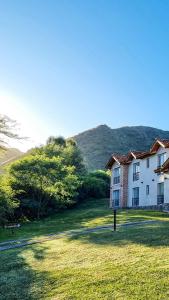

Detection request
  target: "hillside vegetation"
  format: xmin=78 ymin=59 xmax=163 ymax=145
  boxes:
xmin=73 ymin=125 xmax=169 ymax=170
xmin=0 ymin=137 xmax=110 ymax=226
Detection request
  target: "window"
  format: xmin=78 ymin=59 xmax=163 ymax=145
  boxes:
xmin=113 ymin=190 xmax=120 ymax=207
xmin=113 ymin=167 xmax=120 ymax=184
xmin=157 ymin=153 xmax=166 ymax=168
xmin=146 ymin=158 xmax=150 ymax=168
xmin=157 ymin=182 xmax=164 ymax=204
xmin=146 ymin=185 xmax=150 ymax=195
xmin=132 ymin=187 xmax=139 ymax=206
xmin=133 ymin=162 xmax=140 ymax=181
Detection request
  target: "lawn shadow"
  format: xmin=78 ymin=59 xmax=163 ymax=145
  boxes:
xmin=0 ymin=243 xmax=50 ymax=300
xmin=67 ymin=221 xmax=169 ymax=249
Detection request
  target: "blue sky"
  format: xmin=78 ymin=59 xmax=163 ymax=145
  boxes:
xmin=0 ymin=0 xmax=169 ymax=150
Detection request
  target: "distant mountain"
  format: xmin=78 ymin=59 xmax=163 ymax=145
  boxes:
xmin=73 ymin=125 xmax=169 ymax=170
xmin=0 ymin=148 xmax=23 ymax=172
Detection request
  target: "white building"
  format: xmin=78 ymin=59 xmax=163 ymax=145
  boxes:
xmin=106 ymin=139 xmax=169 ymax=208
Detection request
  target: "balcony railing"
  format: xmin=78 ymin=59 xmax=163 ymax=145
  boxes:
xmin=113 ymin=176 xmax=120 ymax=184
xmin=133 ymin=172 xmax=140 ymax=181
xmin=157 ymin=195 xmax=164 ymax=205
xmin=132 ymin=197 xmax=139 ymax=207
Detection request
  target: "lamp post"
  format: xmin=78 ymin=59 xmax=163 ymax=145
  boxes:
xmin=113 ymin=208 xmax=117 ymax=231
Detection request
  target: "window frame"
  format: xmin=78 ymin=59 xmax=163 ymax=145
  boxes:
xmin=146 ymin=158 xmax=150 ymax=168
xmin=146 ymin=185 xmax=150 ymax=195
xmin=113 ymin=167 xmax=120 ymax=184
xmin=132 ymin=187 xmax=139 ymax=206
xmin=157 ymin=153 xmax=166 ymax=168
xmin=113 ymin=189 xmax=120 ymax=207
xmin=133 ymin=162 xmax=140 ymax=181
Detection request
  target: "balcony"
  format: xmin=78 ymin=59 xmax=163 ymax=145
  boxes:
xmin=132 ymin=197 xmax=139 ymax=206
xmin=133 ymin=172 xmax=140 ymax=181
xmin=113 ymin=176 xmax=120 ymax=184
xmin=157 ymin=195 xmax=164 ymax=205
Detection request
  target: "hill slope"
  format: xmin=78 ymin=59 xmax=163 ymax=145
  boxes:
xmin=0 ymin=148 xmax=23 ymax=172
xmin=73 ymin=125 xmax=169 ymax=170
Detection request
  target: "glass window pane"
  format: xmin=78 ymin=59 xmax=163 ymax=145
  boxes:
xmin=158 ymin=153 xmax=166 ymax=167
xmin=113 ymin=190 xmax=120 ymax=207
xmin=146 ymin=185 xmax=149 ymax=195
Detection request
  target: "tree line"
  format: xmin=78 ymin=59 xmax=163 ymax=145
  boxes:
xmin=0 ymin=116 xmax=110 ymax=225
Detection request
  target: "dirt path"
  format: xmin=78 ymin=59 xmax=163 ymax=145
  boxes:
xmin=0 ymin=220 xmax=159 ymax=251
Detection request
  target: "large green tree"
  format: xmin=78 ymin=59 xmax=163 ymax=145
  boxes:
xmin=7 ymin=154 xmax=81 ymax=219
xmin=31 ymin=136 xmax=86 ymax=176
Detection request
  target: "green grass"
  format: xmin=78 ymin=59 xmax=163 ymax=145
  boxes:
xmin=1 ymin=222 xmax=169 ymax=299
xmin=0 ymin=199 xmax=169 ymax=241
xmin=1 ymin=199 xmax=169 ymax=299
xmin=0 ymin=198 xmax=168 ymax=242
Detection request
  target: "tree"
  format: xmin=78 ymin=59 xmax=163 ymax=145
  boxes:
xmin=0 ymin=114 xmax=20 ymax=148
xmin=78 ymin=170 xmax=110 ymax=200
xmin=46 ymin=136 xmax=66 ymax=147
xmin=89 ymin=170 xmax=110 ymax=186
xmin=63 ymin=140 xmax=86 ymax=176
xmin=3 ymin=135 xmax=86 ymax=221
xmin=31 ymin=137 xmax=86 ymax=176
xmin=66 ymin=138 xmax=77 ymax=147
xmin=8 ymin=154 xmax=81 ymax=219
xmin=0 ymin=177 xmax=18 ymax=225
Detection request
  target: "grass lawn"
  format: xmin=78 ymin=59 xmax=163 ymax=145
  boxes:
xmin=0 ymin=198 xmax=168 ymax=242
xmin=1 ymin=199 xmax=169 ymax=299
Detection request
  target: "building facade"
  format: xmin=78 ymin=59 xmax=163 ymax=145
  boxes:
xmin=106 ymin=139 xmax=169 ymax=208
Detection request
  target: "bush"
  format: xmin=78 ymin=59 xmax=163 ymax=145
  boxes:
xmin=78 ymin=170 xmax=110 ymax=200
xmin=89 ymin=170 xmax=110 ymax=185
xmin=0 ymin=177 xmax=18 ymax=226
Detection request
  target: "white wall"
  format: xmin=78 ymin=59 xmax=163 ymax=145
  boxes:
xmin=128 ymin=147 xmax=169 ymax=207
xmin=164 ymin=173 xmax=169 ymax=203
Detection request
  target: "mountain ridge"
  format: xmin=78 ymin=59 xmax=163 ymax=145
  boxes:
xmin=1 ymin=125 xmax=169 ymax=172
xmin=73 ymin=125 xmax=169 ymax=170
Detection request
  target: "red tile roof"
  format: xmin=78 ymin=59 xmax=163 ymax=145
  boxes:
xmin=106 ymin=154 xmax=130 ymax=169
xmin=150 ymin=139 xmax=169 ymax=153
xmin=106 ymin=138 xmax=169 ymax=169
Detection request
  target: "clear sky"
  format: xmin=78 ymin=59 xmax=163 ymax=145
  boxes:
xmin=0 ymin=0 xmax=169 ymax=151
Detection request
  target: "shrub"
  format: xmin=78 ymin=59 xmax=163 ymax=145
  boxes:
xmin=78 ymin=170 xmax=110 ymax=200
xmin=0 ymin=177 xmax=18 ymax=226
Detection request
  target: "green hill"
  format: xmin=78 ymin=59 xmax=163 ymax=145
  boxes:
xmin=73 ymin=125 xmax=169 ymax=170
xmin=0 ymin=148 xmax=23 ymax=172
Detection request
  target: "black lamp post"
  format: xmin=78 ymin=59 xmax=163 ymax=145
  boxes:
xmin=113 ymin=208 xmax=117 ymax=231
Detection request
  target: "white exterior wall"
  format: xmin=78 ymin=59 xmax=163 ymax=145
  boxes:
xmin=164 ymin=173 xmax=169 ymax=204
xmin=127 ymin=147 xmax=169 ymax=207
xmin=110 ymin=161 xmax=121 ymax=207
